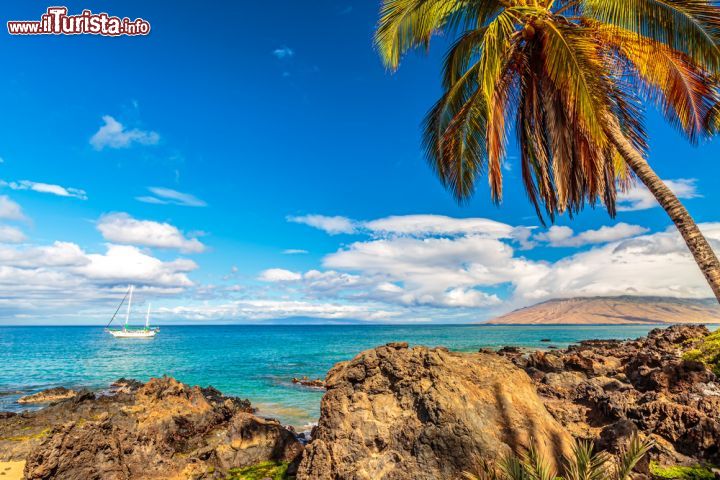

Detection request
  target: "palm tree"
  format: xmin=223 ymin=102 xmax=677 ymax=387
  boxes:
xmin=375 ymin=0 xmax=720 ymax=302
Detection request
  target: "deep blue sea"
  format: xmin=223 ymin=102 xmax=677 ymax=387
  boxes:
xmin=0 ymin=324 xmax=669 ymax=427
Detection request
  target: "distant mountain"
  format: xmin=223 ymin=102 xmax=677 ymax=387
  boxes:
xmin=487 ymin=296 xmax=720 ymax=325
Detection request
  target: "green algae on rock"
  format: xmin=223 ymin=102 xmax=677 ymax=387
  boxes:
xmin=683 ymin=330 xmax=720 ymax=375
xmin=227 ymin=461 xmax=292 ymax=480
xmin=650 ymin=461 xmax=716 ymax=480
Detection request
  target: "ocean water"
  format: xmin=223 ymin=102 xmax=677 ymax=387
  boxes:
xmin=0 ymin=324 xmax=670 ymax=427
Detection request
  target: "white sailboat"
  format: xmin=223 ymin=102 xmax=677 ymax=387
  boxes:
xmin=105 ymin=285 xmax=159 ymax=338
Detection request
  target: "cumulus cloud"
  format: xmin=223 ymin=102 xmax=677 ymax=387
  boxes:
xmin=97 ymin=213 xmax=205 ymax=253
xmin=618 ymin=178 xmax=700 ymax=211
xmin=323 ymin=235 xmax=512 ymax=308
xmin=258 ymin=268 xmax=302 ymax=282
xmin=287 ymin=214 xmax=358 ymax=235
xmin=0 ymin=240 xmax=197 ymax=319
xmin=272 ymin=46 xmax=294 ymax=59
xmin=535 ymin=223 xmax=649 ymax=247
xmin=266 ymin=214 xmax=719 ymax=317
xmin=287 ymin=213 xmax=533 ymax=245
xmin=0 ymin=196 xmax=25 ymax=221
xmin=77 ymin=244 xmax=196 ymax=286
xmin=0 ymin=241 xmax=88 ymax=268
xmin=7 ymin=211 xmax=719 ymax=323
xmin=365 ymin=215 xmax=516 ymax=237
xmin=517 ymin=224 xmax=720 ymax=301
xmin=90 ymin=115 xmax=159 ymax=150
xmin=2 ymin=180 xmax=87 ymax=200
xmin=0 ymin=225 xmax=25 ymax=243
xmin=136 ymin=187 xmax=207 ymax=207
xmin=282 ymin=249 xmax=308 ymax=255
xmin=158 ymin=299 xmax=399 ymax=322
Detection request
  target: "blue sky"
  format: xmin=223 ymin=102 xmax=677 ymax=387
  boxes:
xmin=0 ymin=1 xmax=719 ymax=324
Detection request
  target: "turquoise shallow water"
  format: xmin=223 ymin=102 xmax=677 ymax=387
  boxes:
xmin=0 ymin=324 xmax=670 ymax=427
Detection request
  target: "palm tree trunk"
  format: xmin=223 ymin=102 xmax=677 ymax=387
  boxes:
xmin=605 ymin=121 xmax=720 ymax=303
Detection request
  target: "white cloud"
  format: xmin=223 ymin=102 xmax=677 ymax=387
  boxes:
xmin=0 ymin=241 xmax=88 ymax=268
xmin=0 ymin=225 xmax=25 ymax=243
xmin=272 ymin=46 xmax=294 ymax=59
xmin=299 ymin=269 xmax=370 ymax=294
xmin=2 ymin=180 xmax=87 ymax=200
xmin=618 ymin=178 xmax=700 ymax=211
xmin=77 ymin=244 xmax=196 ymax=287
xmin=6 ymin=211 xmax=720 ymax=323
xmin=365 ymin=215 xmax=517 ymax=237
xmin=90 ymin=115 xmax=159 ymax=150
xmin=159 ymin=299 xmax=399 ymax=322
xmin=322 ymin=235 xmax=511 ymax=308
xmin=258 ymin=268 xmax=302 ymax=282
xmin=136 ymin=187 xmax=207 ymax=207
xmin=282 ymin=249 xmax=308 ymax=255
xmin=287 ymin=213 xmax=534 ymax=245
xmin=0 ymin=240 xmax=196 ymax=319
xmin=271 ymin=214 xmax=719 ymax=316
xmin=517 ymin=224 xmax=720 ymax=301
xmin=287 ymin=214 xmax=358 ymax=235
xmin=97 ymin=213 xmax=205 ymax=253
xmin=0 ymin=196 xmax=25 ymax=221
xmin=535 ymin=223 xmax=649 ymax=247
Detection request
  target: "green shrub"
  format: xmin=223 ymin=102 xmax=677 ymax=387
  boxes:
xmin=650 ymin=462 xmax=715 ymax=480
xmin=226 ymin=461 xmax=292 ymax=480
xmin=682 ymin=330 xmax=720 ymax=376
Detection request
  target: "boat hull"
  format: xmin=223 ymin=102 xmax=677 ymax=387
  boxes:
xmin=106 ymin=329 xmax=157 ymax=338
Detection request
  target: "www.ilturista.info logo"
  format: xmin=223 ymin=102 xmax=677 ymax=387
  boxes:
xmin=7 ymin=7 xmax=150 ymax=36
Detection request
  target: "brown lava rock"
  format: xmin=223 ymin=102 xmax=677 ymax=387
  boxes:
xmin=0 ymin=376 xmax=301 ymax=480
xmin=512 ymin=325 xmax=720 ymax=464
xmin=297 ymin=342 xmax=573 ymax=480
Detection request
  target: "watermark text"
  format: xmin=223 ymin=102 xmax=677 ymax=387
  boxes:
xmin=8 ymin=7 xmax=151 ymax=36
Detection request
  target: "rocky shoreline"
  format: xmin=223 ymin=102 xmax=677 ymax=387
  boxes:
xmin=0 ymin=325 xmax=718 ymax=479
xmin=504 ymin=325 xmax=720 ymax=466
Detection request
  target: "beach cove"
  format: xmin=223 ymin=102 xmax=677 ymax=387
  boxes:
xmin=2 ymin=325 xmax=720 ymax=479
xmin=1 ymin=324 xmax=671 ymax=427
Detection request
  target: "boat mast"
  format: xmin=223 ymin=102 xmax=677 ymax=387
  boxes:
xmin=125 ymin=285 xmax=134 ymax=329
xmin=145 ymin=303 xmax=151 ymax=330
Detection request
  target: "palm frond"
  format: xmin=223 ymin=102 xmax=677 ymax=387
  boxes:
xmin=613 ymin=434 xmax=654 ymax=480
xmin=500 ymin=454 xmax=532 ymax=480
xmin=424 ymin=50 xmax=488 ymax=201
xmin=375 ymin=0 xmax=501 ymax=69
xmin=540 ymin=20 xmax=611 ymax=145
xmin=443 ymin=27 xmax=489 ymax=89
xmin=478 ymin=9 xmax=517 ymax=102
xmin=600 ymin=25 xmax=719 ymax=143
xmin=521 ymin=442 xmax=558 ymax=480
xmin=564 ymin=440 xmax=611 ymax=480
xmin=581 ymin=0 xmax=720 ymax=73
xmin=479 ymin=9 xmax=522 ymax=203
xmin=708 ymin=100 xmax=720 ymax=133
xmin=424 ymin=86 xmax=488 ymax=201
xmin=517 ymin=50 xmax=557 ymax=223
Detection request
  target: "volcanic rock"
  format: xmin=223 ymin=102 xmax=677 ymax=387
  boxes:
xmin=214 ymin=413 xmax=304 ymax=473
xmin=17 ymin=387 xmax=77 ymax=405
xmin=297 ymin=343 xmax=573 ymax=480
xmin=292 ymin=377 xmax=326 ymax=389
xmin=0 ymin=377 xmax=302 ymax=480
xmin=518 ymin=325 xmax=720 ymax=464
